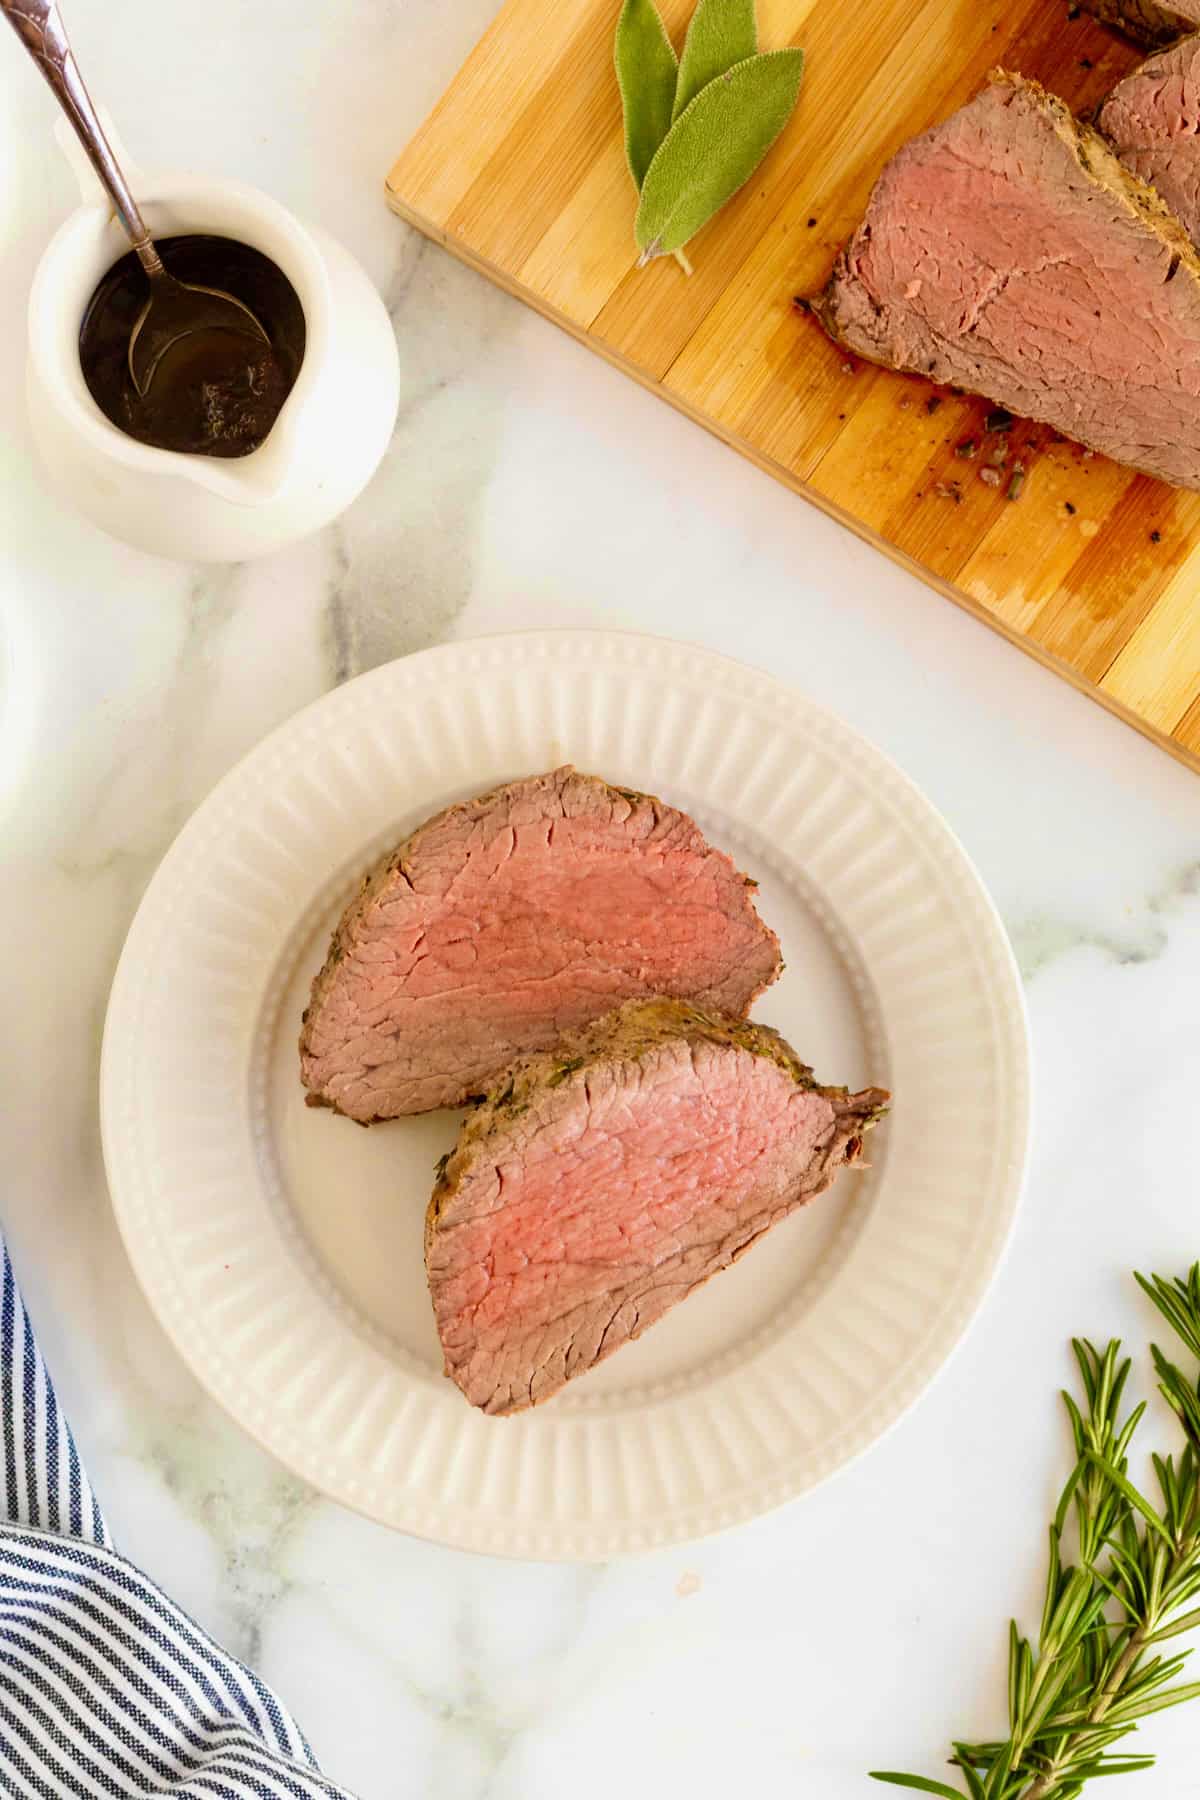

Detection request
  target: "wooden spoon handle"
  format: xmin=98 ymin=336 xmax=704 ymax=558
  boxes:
xmin=1 ymin=0 xmax=163 ymax=276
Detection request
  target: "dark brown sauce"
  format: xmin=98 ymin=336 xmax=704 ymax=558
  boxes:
xmin=79 ymin=235 xmax=306 ymax=458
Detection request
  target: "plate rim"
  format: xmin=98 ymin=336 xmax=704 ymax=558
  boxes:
xmin=100 ymin=627 xmax=1032 ymax=1559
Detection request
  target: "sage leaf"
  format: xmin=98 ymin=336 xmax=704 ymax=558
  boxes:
xmin=614 ymin=0 xmax=679 ymax=191
xmin=635 ymin=48 xmax=804 ymax=261
xmin=672 ymin=0 xmax=757 ymax=120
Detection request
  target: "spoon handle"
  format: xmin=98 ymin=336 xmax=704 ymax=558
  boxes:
xmin=2 ymin=0 xmax=164 ymax=277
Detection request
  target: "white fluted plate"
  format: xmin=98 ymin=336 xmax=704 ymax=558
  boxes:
xmin=101 ymin=632 xmax=1029 ymax=1558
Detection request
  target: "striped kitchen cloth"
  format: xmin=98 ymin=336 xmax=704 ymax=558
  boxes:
xmin=0 ymin=1232 xmax=356 ymax=1798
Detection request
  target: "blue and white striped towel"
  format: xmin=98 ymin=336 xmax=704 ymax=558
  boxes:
xmin=0 ymin=1234 xmax=356 ymax=1798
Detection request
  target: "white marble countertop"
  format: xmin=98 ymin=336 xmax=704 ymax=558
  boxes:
xmin=3 ymin=3 xmax=1200 ymax=1794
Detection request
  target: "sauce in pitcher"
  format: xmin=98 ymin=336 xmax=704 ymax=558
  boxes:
xmin=79 ymin=234 xmax=305 ymax=458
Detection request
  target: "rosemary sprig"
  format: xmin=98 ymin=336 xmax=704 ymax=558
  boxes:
xmin=872 ymin=1265 xmax=1200 ymax=1800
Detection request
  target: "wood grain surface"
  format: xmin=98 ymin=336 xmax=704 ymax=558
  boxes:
xmin=386 ymin=0 xmax=1200 ymax=773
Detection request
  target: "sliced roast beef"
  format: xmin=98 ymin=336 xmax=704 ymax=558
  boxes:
xmin=426 ymin=999 xmax=889 ymax=1415
xmin=814 ymin=72 xmax=1200 ymax=488
xmin=1078 ymin=0 xmax=1200 ymax=46
xmin=300 ymin=769 xmax=782 ymax=1121
xmin=1100 ymin=33 xmax=1200 ymax=242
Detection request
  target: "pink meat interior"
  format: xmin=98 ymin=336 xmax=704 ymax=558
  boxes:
xmin=854 ymin=99 xmax=1200 ymax=396
xmin=429 ymin=1038 xmax=839 ymax=1412
xmin=303 ymin=775 xmax=779 ymax=1117
xmin=1102 ymin=37 xmax=1200 ymax=244
xmin=823 ymin=79 xmax=1200 ymax=484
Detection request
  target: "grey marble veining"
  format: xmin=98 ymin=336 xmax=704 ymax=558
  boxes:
xmin=1011 ymin=857 xmax=1200 ymax=979
xmin=2 ymin=1 xmax=1200 ymax=1795
xmin=324 ymin=235 xmax=522 ymax=683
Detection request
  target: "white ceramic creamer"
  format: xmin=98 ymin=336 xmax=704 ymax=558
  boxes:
xmin=27 ymin=120 xmax=401 ymax=562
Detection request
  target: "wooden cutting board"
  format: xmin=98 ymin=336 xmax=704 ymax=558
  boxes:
xmin=386 ymin=0 xmax=1200 ymax=774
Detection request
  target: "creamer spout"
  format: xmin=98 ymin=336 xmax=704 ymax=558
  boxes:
xmin=180 ymin=405 xmax=301 ymax=507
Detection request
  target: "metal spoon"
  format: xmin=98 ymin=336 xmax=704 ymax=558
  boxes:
xmin=2 ymin=0 xmax=269 ymax=397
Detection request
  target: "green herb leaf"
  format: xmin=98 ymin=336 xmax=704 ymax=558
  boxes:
xmin=1151 ymin=1602 xmax=1200 ymax=1643
xmin=1073 ymin=1760 xmax=1156 ymax=1778
xmin=614 ymin=0 xmax=679 ymax=191
xmin=867 ymin=1269 xmax=1200 ymax=1800
xmin=980 ymin=1741 xmax=1012 ymax=1798
xmin=1104 ymin=1679 xmax=1200 ymax=1725
xmin=672 ymin=0 xmax=757 ymax=120
xmin=868 ymin=1776 xmax=966 ymax=1798
xmin=634 ymin=47 xmax=804 ymax=261
xmin=1137 ymin=1266 xmax=1200 ymax=1362
xmin=1086 ymin=1451 xmax=1173 ymax=1544
xmin=949 ymin=1752 xmax=987 ymax=1800
xmin=546 ymin=1057 xmax=585 ymax=1088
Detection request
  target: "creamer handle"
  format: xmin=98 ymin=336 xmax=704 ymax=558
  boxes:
xmin=1 ymin=0 xmax=164 ymax=277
